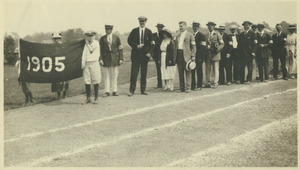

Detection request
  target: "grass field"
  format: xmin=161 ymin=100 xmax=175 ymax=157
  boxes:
xmin=4 ymin=61 xmax=157 ymax=111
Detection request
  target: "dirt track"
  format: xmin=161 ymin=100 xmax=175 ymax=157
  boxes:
xmin=4 ymin=77 xmax=297 ymax=167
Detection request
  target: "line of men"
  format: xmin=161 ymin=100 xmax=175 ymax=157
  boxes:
xmin=18 ymin=16 xmax=296 ymax=105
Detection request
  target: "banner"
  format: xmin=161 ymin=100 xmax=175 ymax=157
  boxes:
xmin=18 ymin=39 xmax=85 ymax=83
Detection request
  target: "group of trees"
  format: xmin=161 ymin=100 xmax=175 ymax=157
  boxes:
xmin=4 ymin=21 xmax=295 ymax=65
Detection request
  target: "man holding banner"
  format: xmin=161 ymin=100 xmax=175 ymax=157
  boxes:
xmin=51 ymin=32 xmax=69 ymax=99
xmin=81 ymin=31 xmax=101 ymax=104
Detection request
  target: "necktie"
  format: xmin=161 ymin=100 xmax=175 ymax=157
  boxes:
xmin=108 ymin=35 xmax=112 ymax=50
xmin=141 ymin=29 xmax=144 ymax=44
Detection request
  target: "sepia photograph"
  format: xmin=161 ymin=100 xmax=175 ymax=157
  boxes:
xmin=1 ymin=0 xmax=298 ymax=168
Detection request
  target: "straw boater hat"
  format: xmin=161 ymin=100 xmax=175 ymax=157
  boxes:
xmin=192 ymin=21 xmax=200 ymax=27
xmin=85 ymin=31 xmax=96 ymax=36
xmin=52 ymin=32 xmax=62 ymax=39
xmin=218 ymin=25 xmax=226 ymax=30
xmin=186 ymin=60 xmax=196 ymax=71
xmin=257 ymin=23 xmax=265 ymax=28
xmin=230 ymin=25 xmax=237 ymax=29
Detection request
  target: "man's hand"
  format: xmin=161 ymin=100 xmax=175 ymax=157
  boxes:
xmin=226 ymin=54 xmax=230 ymax=58
xmin=99 ymin=60 xmax=104 ymax=66
xmin=137 ymin=44 xmax=144 ymax=49
xmin=207 ymin=45 xmax=211 ymax=49
xmin=146 ymin=53 xmax=151 ymax=58
xmin=191 ymin=57 xmax=195 ymax=62
xmin=251 ymin=53 xmax=256 ymax=57
xmin=259 ymin=44 xmax=264 ymax=47
xmin=119 ymin=60 xmax=123 ymax=65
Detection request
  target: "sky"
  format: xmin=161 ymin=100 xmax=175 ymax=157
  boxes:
xmin=3 ymin=0 xmax=298 ymax=37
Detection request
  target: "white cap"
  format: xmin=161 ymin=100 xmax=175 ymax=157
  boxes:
xmin=52 ymin=32 xmax=62 ymax=39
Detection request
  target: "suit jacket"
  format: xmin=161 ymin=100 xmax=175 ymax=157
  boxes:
xmin=175 ymin=31 xmax=196 ymax=62
xmin=220 ymin=33 xmax=233 ymax=58
xmin=239 ymin=29 xmax=257 ymax=58
xmin=206 ymin=30 xmax=224 ymax=61
xmin=256 ymin=32 xmax=272 ymax=59
xmin=194 ymin=31 xmax=207 ymax=62
xmin=99 ymin=34 xmax=123 ymax=67
xmin=127 ymin=27 xmax=154 ymax=59
xmin=272 ymin=32 xmax=287 ymax=53
xmin=153 ymin=32 xmax=163 ymax=60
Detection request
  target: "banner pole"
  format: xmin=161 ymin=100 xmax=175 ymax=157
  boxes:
xmin=17 ymin=38 xmax=21 ymax=78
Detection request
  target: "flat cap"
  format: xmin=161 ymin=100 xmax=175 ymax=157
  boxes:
xmin=85 ymin=31 xmax=96 ymax=36
xmin=138 ymin=16 xmax=148 ymax=21
xmin=105 ymin=25 xmax=114 ymax=29
xmin=192 ymin=21 xmax=200 ymax=26
xmin=206 ymin=21 xmax=216 ymax=26
xmin=242 ymin=21 xmax=252 ymax=26
xmin=230 ymin=25 xmax=237 ymax=29
xmin=155 ymin=23 xmax=165 ymax=27
xmin=257 ymin=23 xmax=265 ymax=28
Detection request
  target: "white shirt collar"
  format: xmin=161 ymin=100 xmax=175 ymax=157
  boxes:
xmin=193 ymin=31 xmax=198 ymax=35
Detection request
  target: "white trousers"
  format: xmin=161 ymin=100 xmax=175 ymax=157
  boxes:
xmin=102 ymin=66 xmax=119 ymax=93
xmin=83 ymin=61 xmax=101 ymax=84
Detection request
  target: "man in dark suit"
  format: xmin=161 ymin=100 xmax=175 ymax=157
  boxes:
xmin=99 ymin=25 xmax=124 ymax=97
xmin=229 ymin=25 xmax=240 ymax=84
xmin=272 ymin=23 xmax=288 ymax=80
xmin=218 ymin=25 xmax=233 ymax=85
xmin=152 ymin=23 xmax=165 ymax=88
xmin=256 ymin=23 xmax=273 ymax=82
xmin=239 ymin=21 xmax=257 ymax=84
xmin=191 ymin=22 xmax=207 ymax=90
xmin=127 ymin=16 xmax=154 ymax=96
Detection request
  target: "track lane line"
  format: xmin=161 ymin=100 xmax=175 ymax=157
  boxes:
xmin=165 ymin=114 xmax=296 ymax=167
xmin=11 ymin=88 xmax=296 ymax=167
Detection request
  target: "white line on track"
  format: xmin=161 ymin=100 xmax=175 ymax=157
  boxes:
xmin=165 ymin=114 xmax=296 ymax=167
xmin=13 ymin=88 xmax=296 ymax=167
xmin=5 ymin=81 xmax=263 ymax=143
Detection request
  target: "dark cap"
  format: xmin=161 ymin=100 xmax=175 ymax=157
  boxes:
xmin=287 ymin=24 xmax=297 ymax=30
xmin=242 ymin=21 xmax=252 ymax=26
xmin=206 ymin=22 xmax=216 ymax=26
xmin=257 ymin=23 xmax=265 ymax=28
xmin=155 ymin=23 xmax=165 ymax=27
xmin=105 ymin=25 xmax=114 ymax=29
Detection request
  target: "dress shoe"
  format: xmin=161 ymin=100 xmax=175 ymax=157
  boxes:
xmin=113 ymin=92 xmax=119 ymax=96
xmin=103 ymin=92 xmax=110 ymax=97
xmin=128 ymin=92 xmax=134 ymax=97
xmin=85 ymin=97 xmax=91 ymax=103
xmin=93 ymin=97 xmax=99 ymax=104
xmin=205 ymin=83 xmax=211 ymax=88
xmin=141 ymin=92 xmax=148 ymax=95
xmin=227 ymin=82 xmax=231 ymax=86
xmin=283 ymin=77 xmax=289 ymax=81
xmin=185 ymin=89 xmax=191 ymax=93
xmin=212 ymin=84 xmax=218 ymax=89
xmin=197 ymin=87 xmax=202 ymax=90
xmin=245 ymin=81 xmax=251 ymax=85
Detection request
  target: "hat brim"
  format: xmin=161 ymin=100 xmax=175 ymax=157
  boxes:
xmin=156 ymin=25 xmax=165 ymax=27
xmin=206 ymin=23 xmax=216 ymax=26
xmin=161 ymin=30 xmax=173 ymax=38
xmin=288 ymin=27 xmax=297 ymax=30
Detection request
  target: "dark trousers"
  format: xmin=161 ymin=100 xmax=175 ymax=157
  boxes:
xmin=154 ymin=58 xmax=162 ymax=87
xmin=273 ymin=50 xmax=287 ymax=79
xmin=129 ymin=54 xmax=149 ymax=94
xmin=240 ymin=55 xmax=253 ymax=83
xmin=219 ymin=56 xmax=232 ymax=84
xmin=257 ymin=56 xmax=269 ymax=81
xmin=232 ymin=49 xmax=240 ymax=81
xmin=191 ymin=60 xmax=203 ymax=89
xmin=177 ymin=50 xmax=191 ymax=91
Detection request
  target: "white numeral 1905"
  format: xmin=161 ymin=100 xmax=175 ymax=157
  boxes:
xmin=27 ymin=56 xmax=66 ymax=72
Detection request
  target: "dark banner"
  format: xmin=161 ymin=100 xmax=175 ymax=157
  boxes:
xmin=18 ymin=39 xmax=85 ymax=83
